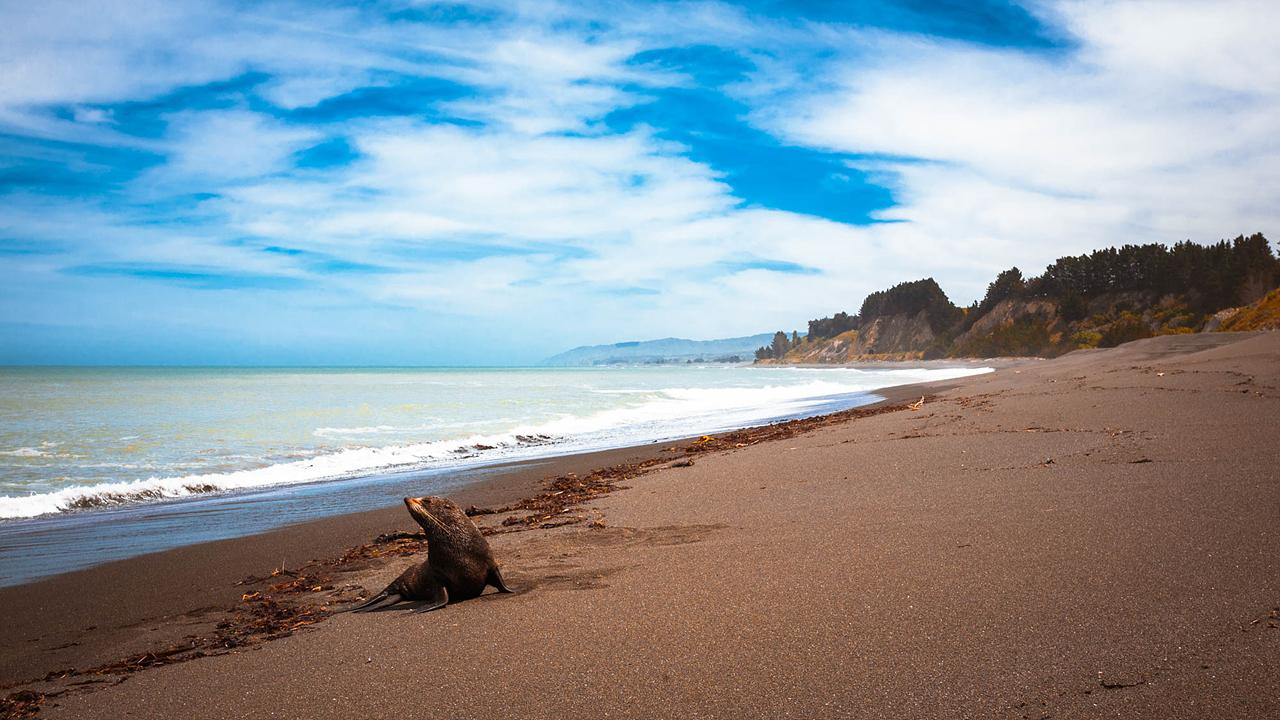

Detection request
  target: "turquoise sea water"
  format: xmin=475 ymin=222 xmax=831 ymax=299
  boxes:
xmin=0 ymin=364 xmax=989 ymax=584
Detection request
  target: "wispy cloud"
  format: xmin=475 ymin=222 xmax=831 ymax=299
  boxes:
xmin=0 ymin=0 xmax=1276 ymax=364
xmin=758 ymin=0 xmax=1280 ymax=280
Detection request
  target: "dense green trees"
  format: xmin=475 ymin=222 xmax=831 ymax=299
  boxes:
xmin=771 ymin=331 xmax=790 ymax=358
xmin=859 ymin=278 xmax=963 ymax=332
xmin=960 ymin=234 xmax=1277 ymax=323
xmin=807 ymin=311 xmax=858 ymax=341
xmin=977 ymin=268 xmax=1025 ymax=317
xmin=1021 ymin=234 xmax=1276 ymax=312
xmin=755 ymin=330 xmax=797 ymax=360
xmin=806 ymin=278 xmax=964 ymax=342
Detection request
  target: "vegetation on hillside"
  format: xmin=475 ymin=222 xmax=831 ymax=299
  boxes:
xmin=859 ymin=278 xmax=964 ymax=334
xmin=755 ymin=331 xmax=799 ymax=361
xmin=1218 ymin=287 xmax=1280 ymax=331
xmin=757 ymin=233 xmax=1277 ymax=362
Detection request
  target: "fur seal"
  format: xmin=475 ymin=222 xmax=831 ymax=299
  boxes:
xmin=349 ymin=495 xmax=512 ymax=613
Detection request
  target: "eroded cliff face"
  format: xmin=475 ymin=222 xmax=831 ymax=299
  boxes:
xmin=949 ymin=298 xmax=1065 ymax=357
xmin=769 ymin=311 xmax=937 ymax=363
xmin=778 ymin=330 xmax=861 ymax=363
xmin=855 ymin=311 xmax=937 ymax=356
xmin=955 ymin=299 xmax=1061 ymax=345
xmin=770 ymin=293 xmax=1245 ymax=364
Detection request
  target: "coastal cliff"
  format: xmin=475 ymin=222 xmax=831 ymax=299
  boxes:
xmin=758 ymin=233 xmax=1278 ymax=362
xmin=775 ymin=312 xmax=939 ymax=362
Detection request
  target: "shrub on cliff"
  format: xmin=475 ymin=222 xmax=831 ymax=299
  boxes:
xmin=1219 ymin=287 xmax=1280 ymax=331
xmin=951 ymin=315 xmax=1053 ymax=357
xmin=807 ymin=311 xmax=859 ymax=340
xmin=1100 ymin=312 xmax=1153 ymax=347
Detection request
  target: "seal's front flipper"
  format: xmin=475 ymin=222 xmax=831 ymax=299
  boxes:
xmin=488 ymin=567 xmax=514 ymax=594
xmin=411 ymin=584 xmax=448 ymax=613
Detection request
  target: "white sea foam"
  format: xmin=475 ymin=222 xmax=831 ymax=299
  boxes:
xmin=312 ymin=425 xmax=404 ymax=436
xmin=0 ymin=366 xmax=991 ymax=519
xmin=0 ymin=447 xmax=48 ymax=458
xmin=0 ymin=441 xmax=61 ymax=458
xmin=312 ymin=418 xmax=516 ymax=438
xmin=0 ymin=431 xmax=560 ymax=519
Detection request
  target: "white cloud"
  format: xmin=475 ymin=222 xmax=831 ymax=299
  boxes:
xmin=2 ymin=0 xmax=1277 ymax=362
xmin=138 ymin=110 xmax=322 ymax=189
xmin=757 ymin=0 xmax=1280 ymax=293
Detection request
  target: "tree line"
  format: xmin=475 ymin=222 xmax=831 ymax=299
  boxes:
xmin=755 ymin=330 xmax=801 ymax=360
xmin=756 ymin=233 xmax=1277 ymax=359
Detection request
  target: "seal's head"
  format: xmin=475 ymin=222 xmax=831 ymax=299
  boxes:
xmin=404 ymin=495 xmax=469 ymax=539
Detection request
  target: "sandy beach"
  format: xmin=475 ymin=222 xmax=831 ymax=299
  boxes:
xmin=3 ymin=332 xmax=1277 ymax=719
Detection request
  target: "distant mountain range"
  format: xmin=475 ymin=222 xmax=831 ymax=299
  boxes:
xmin=542 ymin=333 xmax=777 ymax=366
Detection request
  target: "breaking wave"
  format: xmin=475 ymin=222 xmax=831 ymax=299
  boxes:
xmin=0 ymin=367 xmax=991 ymax=520
xmin=0 ymin=432 xmax=557 ymax=519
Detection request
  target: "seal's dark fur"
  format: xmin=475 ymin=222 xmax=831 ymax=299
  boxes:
xmin=348 ymin=496 xmax=512 ymax=613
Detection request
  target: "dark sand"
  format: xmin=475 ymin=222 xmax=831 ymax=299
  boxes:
xmin=4 ymin=333 xmax=1278 ymax=719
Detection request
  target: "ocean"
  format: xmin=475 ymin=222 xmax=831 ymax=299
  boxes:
xmin=0 ymin=364 xmax=989 ymax=585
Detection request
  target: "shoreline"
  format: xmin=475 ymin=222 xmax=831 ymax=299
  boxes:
xmin=0 ymin=375 xmax=964 ymax=692
xmin=0 ymin=365 xmax=987 ymax=588
xmin=5 ymin=333 xmax=1277 ymax=718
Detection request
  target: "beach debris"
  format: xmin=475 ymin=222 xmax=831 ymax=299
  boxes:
xmin=70 ymin=642 xmax=209 ymax=679
xmin=338 ymin=533 xmax=428 ymax=561
xmin=371 ymin=530 xmax=426 ymax=544
xmin=513 ymin=433 xmax=553 ymax=445
xmin=1247 ymin=607 xmax=1280 ymax=630
xmin=670 ymin=459 xmax=695 ymax=468
xmin=908 ymin=396 xmax=925 ymax=410
xmin=0 ymin=690 xmax=45 ymax=719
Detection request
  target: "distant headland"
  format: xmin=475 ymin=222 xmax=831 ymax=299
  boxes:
xmin=541 ymin=334 xmax=774 ymax=366
xmin=758 ymin=232 xmax=1279 ymax=363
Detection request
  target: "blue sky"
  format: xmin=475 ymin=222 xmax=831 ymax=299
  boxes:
xmin=1 ymin=0 xmax=1277 ymax=365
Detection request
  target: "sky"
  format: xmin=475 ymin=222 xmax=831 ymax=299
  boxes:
xmin=1 ymin=0 xmax=1277 ymax=365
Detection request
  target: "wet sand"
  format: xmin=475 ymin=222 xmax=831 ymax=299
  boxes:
xmin=4 ymin=333 xmax=1278 ymax=718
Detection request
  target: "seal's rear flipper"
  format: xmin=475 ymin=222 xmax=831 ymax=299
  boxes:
xmin=348 ymin=591 xmax=402 ymax=613
xmin=488 ymin=567 xmax=514 ymax=594
xmin=411 ymin=584 xmax=448 ymax=613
